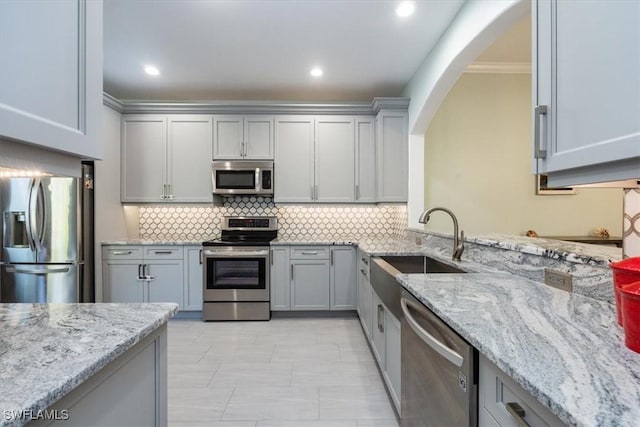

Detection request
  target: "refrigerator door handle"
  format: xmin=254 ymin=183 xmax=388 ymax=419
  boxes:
xmin=36 ymin=179 xmax=47 ymax=247
xmin=25 ymin=178 xmax=37 ymax=252
xmin=5 ymin=266 xmax=71 ymax=274
xmin=28 ymin=178 xmax=46 ymax=252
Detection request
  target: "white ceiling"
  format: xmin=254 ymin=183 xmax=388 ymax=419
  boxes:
xmin=103 ymin=0 xmax=465 ymax=102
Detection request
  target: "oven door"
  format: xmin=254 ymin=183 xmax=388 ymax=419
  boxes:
xmin=203 ymin=247 xmax=270 ymax=302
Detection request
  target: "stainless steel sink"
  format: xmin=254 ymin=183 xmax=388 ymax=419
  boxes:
xmin=370 ymin=255 xmax=465 ymax=319
xmin=380 ymin=255 xmax=466 ymax=274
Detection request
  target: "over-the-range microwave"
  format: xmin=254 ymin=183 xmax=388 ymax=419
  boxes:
xmin=211 ymin=160 xmax=273 ymax=196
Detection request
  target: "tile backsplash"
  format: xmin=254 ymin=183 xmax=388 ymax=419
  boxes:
xmin=624 ymin=188 xmax=640 ymax=258
xmin=139 ymin=197 xmax=407 ymax=240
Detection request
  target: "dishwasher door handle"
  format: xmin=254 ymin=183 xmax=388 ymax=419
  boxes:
xmin=401 ymin=297 xmax=464 ymax=368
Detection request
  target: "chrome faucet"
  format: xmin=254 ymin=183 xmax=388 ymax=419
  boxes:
xmin=418 ymin=207 xmax=464 ymax=261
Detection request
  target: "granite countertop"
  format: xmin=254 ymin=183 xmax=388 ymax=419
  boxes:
xmin=0 ymin=303 xmax=178 ymax=427
xmin=102 ymin=239 xmax=211 ymax=246
xmin=397 ymin=272 xmax=640 ymax=427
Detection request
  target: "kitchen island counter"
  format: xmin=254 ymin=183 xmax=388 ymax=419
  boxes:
xmin=0 ymin=303 xmax=177 ymax=427
xmin=398 ymin=272 xmax=640 ymax=427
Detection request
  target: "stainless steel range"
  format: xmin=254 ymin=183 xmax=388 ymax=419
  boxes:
xmin=202 ymin=216 xmax=277 ymax=321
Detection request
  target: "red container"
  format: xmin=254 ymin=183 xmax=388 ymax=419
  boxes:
xmin=619 ymin=281 xmax=640 ymax=353
xmin=609 ymin=257 xmax=640 ymax=326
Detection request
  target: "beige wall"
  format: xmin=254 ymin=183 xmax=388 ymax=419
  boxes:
xmin=423 ymin=72 xmax=623 ymax=237
xmin=94 ymin=105 xmax=139 ymax=301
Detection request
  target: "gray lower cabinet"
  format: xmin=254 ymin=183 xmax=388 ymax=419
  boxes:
xmin=103 ymin=259 xmax=145 ymax=303
xmin=357 ymin=251 xmax=373 ymax=338
xmin=330 ymin=246 xmax=357 ymax=310
xmin=270 ymin=247 xmax=290 ymax=311
xmin=270 ymin=245 xmax=356 ymax=311
xmin=371 ymin=292 xmax=386 ymax=366
xmin=145 ymin=260 xmax=184 ymax=306
xmin=290 ymin=260 xmax=331 ymax=310
xmin=102 ymin=245 xmax=184 ymax=310
xmin=34 ymin=325 xmax=167 ymax=427
xmin=479 ymin=354 xmax=565 ymax=426
xmin=384 ymin=310 xmax=402 ymax=412
xmin=183 ymin=246 xmax=203 ymax=311
xmin=356 ymin=250 xmax=401 ymax=414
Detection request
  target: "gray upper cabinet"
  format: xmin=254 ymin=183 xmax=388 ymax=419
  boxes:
xmin=0 ymin=0 xmax=103 ymax=159
xmin=274 ymin=117 xmax=315 ymax=203
xmin=121 ymin=116 xmax=167 ymax=203
xmin=315 ymin=117 xmax=356 ymax=203
xmin=534 ymin=0 xmax=640 ymax=186
xmin=167 ymin=115 xmax=214 ymax=202
xmin=121 ymin=115 xmax=213 ymax=203
xmin=275 ymin=116 xmax=365 ymax=203
xmin=213 ymin=115 xmax=274 ymax=160
xmin=355 ymin=118 xmax=377 ymax=203
xmin=376 ymin=110 xmax=408 ymax=202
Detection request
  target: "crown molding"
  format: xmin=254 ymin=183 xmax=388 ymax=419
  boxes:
xmin=103 ymin=92 xmax=124 ymax=112
xmin=465 ymin=61 xmax=531 ymax=74
xmin=102 ymin=93 xmax=409 ymax=115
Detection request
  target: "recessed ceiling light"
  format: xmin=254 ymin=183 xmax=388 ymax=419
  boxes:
xmin=396 ymin=1 xmax=415 ymax=18
xmin=144 ymin=65 xmax=160 ymax=76
xmin=310 ymin=67 xmax=323 ymax=77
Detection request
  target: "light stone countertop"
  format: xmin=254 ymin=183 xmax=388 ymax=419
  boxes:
xmin=102 ymin=238 xmax=211 ymax=246
xmin=398 ymin=273 xmax=640 ymax=427
xmin=0 ymin=303 xmax=178 ymax=427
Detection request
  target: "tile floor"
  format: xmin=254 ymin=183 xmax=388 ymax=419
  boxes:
xmin=167 ymin=316 xmax=399 ymax=427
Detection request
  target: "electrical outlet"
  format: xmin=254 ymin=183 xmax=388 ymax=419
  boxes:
xmin=544 ymin=269 xmax=573 ymax=292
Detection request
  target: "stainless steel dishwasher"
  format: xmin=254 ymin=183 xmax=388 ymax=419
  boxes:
xmin=401 ymin=290 xmax=478 ymax=427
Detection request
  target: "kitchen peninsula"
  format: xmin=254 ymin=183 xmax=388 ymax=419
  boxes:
xmin=0 ymin=303 xmax=177 ymax=427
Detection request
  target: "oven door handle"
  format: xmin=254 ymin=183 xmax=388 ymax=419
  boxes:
xmin=203 ymin=249 xmax=270 ymax=258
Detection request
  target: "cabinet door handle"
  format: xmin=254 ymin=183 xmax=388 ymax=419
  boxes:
xmin=377 ymin=304 xmax=384 ymax=332
xmin=270 ymin=250 xmax=273 ymax=265
xmin=315 ymin=185 xmax=318 ymax=200
xmin=356 ymin=185 xmax=360 ymax=200
xmin=310 ymin=186 xmax=314 ymax=200
xmin=160 ymin=183 xmax=166 ymax=199
xmin=505 ymin=402 xmax=530 ymax=427
xmin=112 ymin=250 xmax=132 ymax=256
xmin=137 ymin=264 xmax=144 ymax=281
xmin=290 ymin=264 xmax=294 ymax=281
xmin=361 ymin=257 xmax=368 ymax=265
xmin=143 ymin=264 xmax=155 ymax=281
xmin=360 ymin=268 xmax=367 ymax=277
xmin=301 ymin=251 xmax=318 ymax=255
xmin=167 ymin=184 xmax=175 ymax=199
xmin=534 ymin=105 xmax=548 ymax=159
xmin=330 ymin=250 xmax=334 ymax=265
xmin=154 ymin=250 xmax=172 ymax=255
xmin=199 ymin=249 xmax=203 ymax=265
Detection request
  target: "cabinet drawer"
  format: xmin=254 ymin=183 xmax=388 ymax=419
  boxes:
xmin=290 ymin=246 xmax=329 ymax=260
xmin=103 ymin=246 xmax=143 ymax=260
xmin=358 ymin=251 xmax=370 ymax=274
xmin=143 ymin=246 xmax=184 ymax=260
xmin=479 ymin=354 xmax=565 ymax=427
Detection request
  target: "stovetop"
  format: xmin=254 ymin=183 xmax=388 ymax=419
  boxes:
xmin=203 ymin=216 xmax=278 ymax=247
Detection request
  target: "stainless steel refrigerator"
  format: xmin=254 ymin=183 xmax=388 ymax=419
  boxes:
xmin=0 ymin=175 xmax=83 ymax=303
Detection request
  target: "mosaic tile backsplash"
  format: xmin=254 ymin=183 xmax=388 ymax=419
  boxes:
xmin=624 ymin=188 xmax=640 ymax=258
xmin=139 ymin=197 xmax=407 ymax=239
